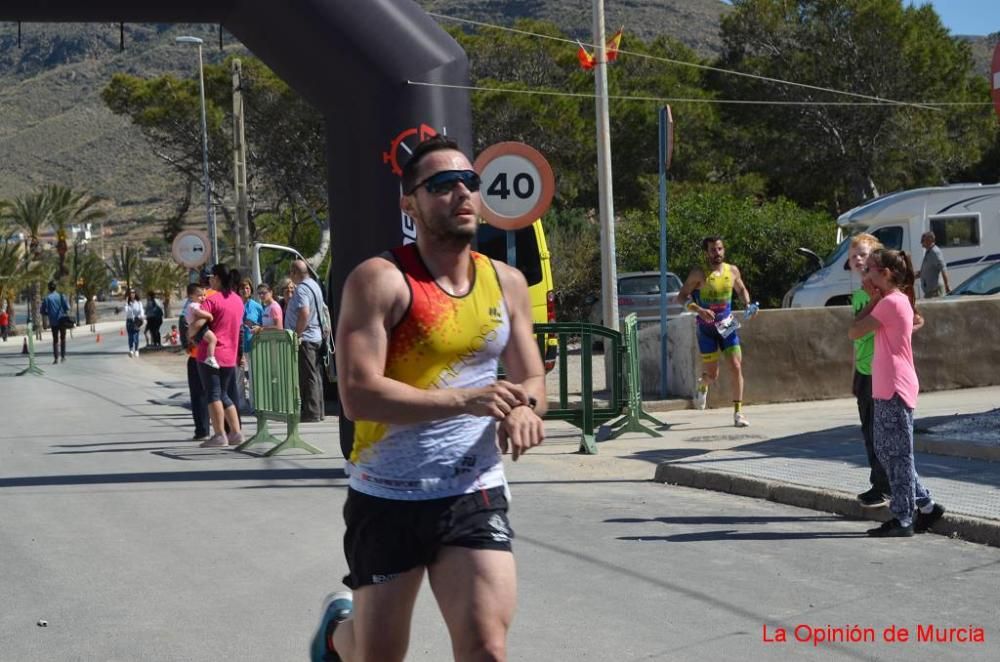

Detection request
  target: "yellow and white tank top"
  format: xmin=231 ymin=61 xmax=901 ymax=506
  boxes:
xmin=693 ymin=263 xmax=734 ymax=328
xmin=348 ymin=244 xmax=510 ymax=500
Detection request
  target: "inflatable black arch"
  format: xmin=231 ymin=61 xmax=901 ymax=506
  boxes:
xmin=0 ymin=0 xmax=472 ymax=314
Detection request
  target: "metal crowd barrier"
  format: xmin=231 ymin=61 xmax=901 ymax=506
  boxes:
xmin=533 ymin=315 xmax=662 ymax=454
xmin=237 ymin=329 xmax=321 ymax=456
xmin=17 ymin=322 xmax=44 ymax=376
xmin=605 ymin=313 xmax=663 ymax=439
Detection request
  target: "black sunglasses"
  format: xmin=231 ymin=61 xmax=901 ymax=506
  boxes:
xmin=407 ymin=169 xmax=481 ymax=195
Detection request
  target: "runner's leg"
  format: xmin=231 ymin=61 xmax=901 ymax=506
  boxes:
xmin=332 ymin=567 xmax=424 ymax=662
xmin=429 ymin=547 xmax=517 ymax=662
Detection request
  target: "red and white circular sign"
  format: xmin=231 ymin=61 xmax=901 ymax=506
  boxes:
xmin=473 ymin=142 xmax=555 ymax=231
xmin=171 ymin=230 xmax=210 ymax=269
xmin=992 ymin=40 xmax=1000 ymax=121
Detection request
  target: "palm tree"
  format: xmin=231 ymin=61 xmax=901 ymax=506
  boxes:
xmin=111 ymin=244 xmax=140 ymax=293
xmin=46 ymin=185 xmax=107 ymax=278
xmin=76 ymin=251 xmax=112 ymax=325
xmin=0 ymin=192 xmax=52 ymax=334
xmin=136 ymin=258 xmax=186 ymax=318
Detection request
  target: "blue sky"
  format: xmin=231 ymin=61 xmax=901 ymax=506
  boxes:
xmin=720 ymin=1 xmax=997 ymax=36
xmin=904 ymin=0 xmax=997 ymax=36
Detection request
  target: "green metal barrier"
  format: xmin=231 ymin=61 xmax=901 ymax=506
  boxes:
xmin=533 ymin=316 xmax=663 ymax=454
xmin=606 ymin=314 xmax=663 ymax=438
xmin=237 ymin=329 xmax=321 ymax=456
xmin=17 ymin=323 xmax=44 ymax=377
xmin=533 ymin=321 xmax=628 ymax=454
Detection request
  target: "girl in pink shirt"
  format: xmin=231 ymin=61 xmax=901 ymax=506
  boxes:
xmin=849 ymin=248 xmax=944 ymax=537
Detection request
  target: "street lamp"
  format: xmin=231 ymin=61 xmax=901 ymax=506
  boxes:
xmin=176 ymin=35 xmax=218 ymax=267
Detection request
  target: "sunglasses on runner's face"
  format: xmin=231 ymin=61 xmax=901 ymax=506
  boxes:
xmin=408 ymin=169 xmax=481 ymax=195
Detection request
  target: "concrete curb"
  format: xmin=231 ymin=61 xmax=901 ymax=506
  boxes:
xmin=915 ymin=435 xmax=1000 ymax=463
xmin=654 ymin=462 xmax=1000 ymax=548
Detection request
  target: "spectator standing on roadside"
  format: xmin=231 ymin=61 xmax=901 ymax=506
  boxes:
xmin=145 ymin=292 xmax=164 ymax=346
xmin=847 ymin=234 xmax=892 ymax=508
xmin=278 ymin=278 xmax=296 ymax=317
xmin=240 ymin=278 xmax=264 ymax=410
xmin=196 ymin=264 xmax=245 ymax=448
xmin=284 ymin=260 xmax=325 ymax=422
xmin=849 ymin=248 xmax=945 ymax=537
xmin=85 ymin=295 xmax=98 ymax=332
xmin=181 ymin=282 xmax=210 ymax=440
xmin=255 ymin=283 xmax=283 ymax=331
xmin=0 ymin=305 xmax=8 ymax=342
xmin=123 ymin=289 xmax=144 ymax=357
xmin=917 ymin=231 xmax=950 ymax=298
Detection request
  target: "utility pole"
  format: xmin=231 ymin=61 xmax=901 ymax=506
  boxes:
xmin=593 ymin=0 xmax=619 ymax=331
xmin=232 ymin=58 xmax=250 ymax=273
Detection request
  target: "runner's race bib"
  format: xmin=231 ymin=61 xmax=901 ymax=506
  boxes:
xmin=714 ymin=314 xmax=740 ymax=339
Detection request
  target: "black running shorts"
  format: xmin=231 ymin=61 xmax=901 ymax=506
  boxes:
xmin=342 ymin=486 xmax=513 ymax=589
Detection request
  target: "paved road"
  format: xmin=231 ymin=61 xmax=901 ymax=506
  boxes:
xmin=1 ymin=325 xmax=998 ymax=661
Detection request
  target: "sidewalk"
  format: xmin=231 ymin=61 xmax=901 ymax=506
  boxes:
xmin=638 ymin=387 xmax=1000 ymax=547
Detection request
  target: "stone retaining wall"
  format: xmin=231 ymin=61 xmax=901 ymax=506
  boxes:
xmin=638 ymin=297 xmax=1000 ymax=407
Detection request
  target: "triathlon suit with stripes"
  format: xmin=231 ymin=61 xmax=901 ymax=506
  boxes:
xmin=693 ymin=262 xmax=741 ymax=361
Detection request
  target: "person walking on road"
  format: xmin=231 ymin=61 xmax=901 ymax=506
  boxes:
xmin=196 ymin=264 xmax=245 ymax=448
xmin=917 ymin=231 xmax=950 ymax=298
xmin=41 ymin=280 xmax=71 ymax=364
xmin=123 ymin=289 xmax=144 ymax=357
xmin=849 ymin=248 xmax=945 ymax=537
xmin=310 ymin=136 xmax=547 ymax=662
xmin=848 ymin=234 xmax=893 ymax=508
xmin=675 ymin=236 xmax=758 ymax=427
xmin=284 ymin=260 xmax=325 ymax=422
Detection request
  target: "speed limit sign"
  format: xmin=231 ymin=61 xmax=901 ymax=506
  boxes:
xmin=473 ymin=142 xmax=555 ymax=231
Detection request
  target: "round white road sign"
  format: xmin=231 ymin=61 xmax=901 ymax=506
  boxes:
xmin=473 ymin=142 xmax=555 ymax=231
xmin=171 ymin=230 xmax=211 ymax=269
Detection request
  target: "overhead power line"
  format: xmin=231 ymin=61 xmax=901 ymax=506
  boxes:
xmin=427 ymin=12 xmax=984 ymax=112
xmin=406 ymin=80 xmax=990 ymax=108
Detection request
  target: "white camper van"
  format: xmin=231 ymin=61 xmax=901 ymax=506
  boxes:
xmin=783 ymin=184 xmax=1000 ymax=308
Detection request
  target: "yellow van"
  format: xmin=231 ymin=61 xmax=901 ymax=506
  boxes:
xmin=476 ymin=220 xmax=557 ymax=370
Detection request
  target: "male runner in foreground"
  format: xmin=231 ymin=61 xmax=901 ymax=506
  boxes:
xmin=311 ymin=136 xmax=547 ymax=661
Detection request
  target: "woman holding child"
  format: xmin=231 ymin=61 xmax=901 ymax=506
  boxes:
xmin=194 ymin=264 xmax=246 ymax=449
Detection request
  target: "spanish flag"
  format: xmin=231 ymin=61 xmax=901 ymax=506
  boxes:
xmin=577 ymin=40 xmax=595 ymax=70
xmin=576 ymin=29 xmax=624 ymax=70
xmin=606 ymin=27 xmax=623 ymax=63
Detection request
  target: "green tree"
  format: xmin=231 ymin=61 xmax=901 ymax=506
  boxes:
xmin=1 ymin=191 xmax=52 ymax=333
xmin=102 ymin=57 xmax=330 ymax=263
xmin=45 ymin=185 xmax=107 ymax=278
xmin=135 ymin=259 xmax=187 ymax=318
xmin=75 ymin=251 xmax=112 ymax=325
xmin=715 ymin=0 xmax=995 ymax=213
xmin=615 ymin=186 xmax=835 ymax=308
xmin=453 ymin=21 xmax=726 ymax=211
xmin=111 ymin=245 xmax=140 ymax=292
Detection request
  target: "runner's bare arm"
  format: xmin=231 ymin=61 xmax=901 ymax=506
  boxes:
xmin=336 ymin=258 xmax=529 ymax=424
xmin=731 ymin=265 xmax=752 ymax=307
xmin=494 ymin=262 xmax=546 ymax=460
xmin=674 ymin=269 xmax=704 ymax=304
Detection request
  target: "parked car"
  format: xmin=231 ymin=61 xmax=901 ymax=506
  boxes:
xmin=590 ymin=271 xmax=685 ymax=325
xmin=945 ymin=261 xmax=1000 ymax=297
